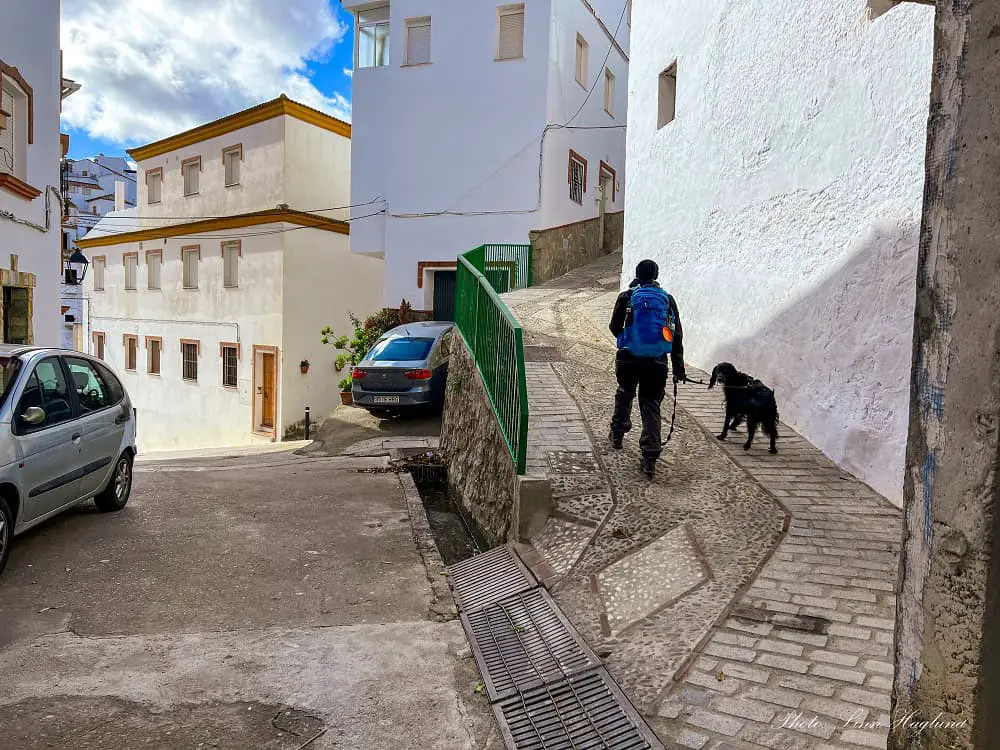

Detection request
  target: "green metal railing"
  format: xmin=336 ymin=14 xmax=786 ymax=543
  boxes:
xmin=455 ymin=244 xmax=530 ymax=474
xmin=482 ymin=243 xmax=533 ymax=294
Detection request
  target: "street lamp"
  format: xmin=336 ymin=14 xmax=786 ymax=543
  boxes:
xmin=64 ymin=249 xmax=89 ymax=285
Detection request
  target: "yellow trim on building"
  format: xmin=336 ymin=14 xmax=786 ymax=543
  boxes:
xmin=126 ymin=95 xmax=351 ymax=162
xmin=76 ymin=208 xmax=349 ymax=249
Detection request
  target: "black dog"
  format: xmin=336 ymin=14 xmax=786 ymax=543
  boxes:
xmin=708 ymin=362 xmax=779 ymax=454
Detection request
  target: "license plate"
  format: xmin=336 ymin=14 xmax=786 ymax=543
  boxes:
xmin=372 ymin=396 xmax=400 ymax=404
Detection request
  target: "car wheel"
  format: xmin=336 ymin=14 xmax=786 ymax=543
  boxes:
xmin=94 ymin=451 xmax=133 ymax=513
xmin=0 ymin=496 xmax=12 ymax=575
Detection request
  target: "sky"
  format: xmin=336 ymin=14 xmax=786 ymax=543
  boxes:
xmin=60 ymin=0 xmax=355 ymax=161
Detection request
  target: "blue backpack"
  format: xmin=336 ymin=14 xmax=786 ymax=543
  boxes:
xmin=618 ymin=285 xmax=675 ymax=357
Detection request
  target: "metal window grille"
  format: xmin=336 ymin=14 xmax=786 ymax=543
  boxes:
xmin=182 ymin=343 xmax=198 ymax=381
xmin=222 ymin=346 xmax=238 ymax=388
xmin=570 ymin=159 xmax=585 ymax=204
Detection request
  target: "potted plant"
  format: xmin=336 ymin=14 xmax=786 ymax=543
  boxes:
xmin=322 ymin=308 xmax=404 ymax=407
xmin=300 ymin=359 xmax=310 ymax=374
xmin=338 ymin=376 xmax=353 ymax=405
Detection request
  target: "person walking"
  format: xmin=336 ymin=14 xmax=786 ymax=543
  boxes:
xmin=608 ymin=259 xmax=686 ymax=477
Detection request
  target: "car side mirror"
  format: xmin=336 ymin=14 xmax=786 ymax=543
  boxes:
xmin=20 ymin=406 xmax=46 ymax=426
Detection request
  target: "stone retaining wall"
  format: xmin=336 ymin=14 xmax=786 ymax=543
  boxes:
xmin=529 ymin=211 xmax=624 ymax=286
xmin=440 ymin=331 xmax=520 ymax=547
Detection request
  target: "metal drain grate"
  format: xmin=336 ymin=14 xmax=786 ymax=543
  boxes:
xmin=492 ymin=668 xmax=664 ymax=750
xmin=448 ymin=544 xmax=538 ymax=613
xmin=464 ymin=588 xmax=601 ymax=701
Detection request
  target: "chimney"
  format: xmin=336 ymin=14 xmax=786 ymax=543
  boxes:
xmin=114 ymin=180 xmax=125 ymax=211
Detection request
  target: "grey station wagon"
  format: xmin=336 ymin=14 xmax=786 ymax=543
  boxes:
xmin=0 ymin=346 xmax=137 ymax=575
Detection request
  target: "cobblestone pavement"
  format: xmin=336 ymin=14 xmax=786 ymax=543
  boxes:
xmin=503 ymin=251 xmax=902 ymax=750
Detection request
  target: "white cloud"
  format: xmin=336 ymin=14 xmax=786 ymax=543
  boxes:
xmin=343 ymin=67 xmax=353 ymax=78
xmin=61 ymin=0 xmax=351 ymax=147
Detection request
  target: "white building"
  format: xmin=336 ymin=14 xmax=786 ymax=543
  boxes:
xmin=343 ymin=0 xmax=630 ymax=316
xmin=77 ymin=96 xmax=384 ymax=452
xmin=0 ymin=0 xmax=77 ymax=347
xmin=622 ymin=0 xmax=935 ymax=505
xmin=60 ymin=155 xmax=136 ymax=350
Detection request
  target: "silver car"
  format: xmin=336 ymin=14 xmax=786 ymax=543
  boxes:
xmin=0 ymin=346 xmax=137 ymax=575
xmin=351 ymin=322 xmax=454 ymax=416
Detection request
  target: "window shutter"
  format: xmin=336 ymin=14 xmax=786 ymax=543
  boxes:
xmin=406 ymin=20 xmax=431 ymax=65
xmin=498 ymin=9 xmax=525 ymax=60
xmin=0 ymin=89 xmax=15 ymax=174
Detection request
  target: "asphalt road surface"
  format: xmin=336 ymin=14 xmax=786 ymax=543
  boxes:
xmin=0 ymin=451 xmax=497 ymax=750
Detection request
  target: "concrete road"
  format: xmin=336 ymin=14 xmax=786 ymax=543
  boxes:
xmin=301 ymin=404 xmax=441 ymax=457
xmin=0 ymin=451 xmax=497 ymax=750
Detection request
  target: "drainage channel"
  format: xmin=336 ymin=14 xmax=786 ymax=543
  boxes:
xmin=448 ymin=545 xmax=665 ymax=750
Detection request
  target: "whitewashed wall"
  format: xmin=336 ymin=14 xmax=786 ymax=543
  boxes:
xmin=346 ymin=0 xmax=628 ymax=308
xmin=0 ymin=0 xmax=62 ymax=347
xmin=281 ymin=230 xmax=384 ymax=430
xmin=623 ymin=0 xmax=934 ymax=505
xmin=87 ymin=231 xmax=284 ymax=453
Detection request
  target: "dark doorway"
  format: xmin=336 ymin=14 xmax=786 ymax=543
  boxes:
xmin=3 ymin=287 xmax=30 ymax=344
xmin=432 ymin=270 xmax=457 ymax=321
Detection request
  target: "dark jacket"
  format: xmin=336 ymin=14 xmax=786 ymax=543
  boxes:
xmin=609 ymin=279 xmax=686 ymax=379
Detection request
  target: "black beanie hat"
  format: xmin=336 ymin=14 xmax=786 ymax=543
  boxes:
xmin=636 ymin=259 xmax=659 ymax=282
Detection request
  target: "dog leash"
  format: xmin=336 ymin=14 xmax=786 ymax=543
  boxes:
xmin=662 ymin=379 xmax=679 ymax=445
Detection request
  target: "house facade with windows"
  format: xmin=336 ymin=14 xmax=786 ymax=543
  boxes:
xmin=77 ymin=96 xmax=384 ymax=453
xmin=1 ymin=0 xmax=78 ymax=349
xmin=622 ymin=0 xmax=936 ymax=505
xmin=343 ymin=0 xmax=629 ymax=316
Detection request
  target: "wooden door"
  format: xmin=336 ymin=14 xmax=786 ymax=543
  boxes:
xmin=261 ymin=353 xmax=275 ymax=429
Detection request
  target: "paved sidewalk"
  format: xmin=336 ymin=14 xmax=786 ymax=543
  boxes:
xmin=503 ymin=251 xmax=901 ymax=750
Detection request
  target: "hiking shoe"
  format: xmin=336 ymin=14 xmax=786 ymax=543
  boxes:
xmin=641 ymin=457 xmax=655 ymax=478
xmin=608 ymin=430 xmax=623 ymax=450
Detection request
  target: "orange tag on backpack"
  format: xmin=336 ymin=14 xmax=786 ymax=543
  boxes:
xmin=663 ymin=327 xmax=673 ymax=342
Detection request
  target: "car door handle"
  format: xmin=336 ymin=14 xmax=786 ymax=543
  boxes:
xmin=71 ymin=433 xmax=82 ymax=442
xmin=115 ymin=414 xmax=129 ymax=425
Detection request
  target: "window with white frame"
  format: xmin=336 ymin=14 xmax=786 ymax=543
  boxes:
xmin=658 ymin=63 xmax=678 ymax=129
xmin=358 ymin=6 xmax=390 ymax=68
xmin=568 ymin=151 xmax=586 ymax=205
xmin=575 ymin=34 xmax=589 ymax=88
xmin=405 ymin=17 xmax=432 ymax=65
xmin=604 ymin=68 xmax=615 ymax=116
xmin=147 ymin=251 xmax=162 ymax=289
xmin=496 ymin=4 xmax=525 ymax=61
xmin=182 ymin=247 xmax=200 ymax=289
xmin=182 ymin=157 xmax=200 ymax=196
xmin=124 ymin=253 xmax=138 ymax=290
xmin=146 ymin=169 xmax=162 ymax=204
xmin=223 ymin=145 xmax=241 ymax=187
xmin=222 ymin=241 xmax=240 ymax=288
xmin=93 ymin=257 xmax=106 ymax=291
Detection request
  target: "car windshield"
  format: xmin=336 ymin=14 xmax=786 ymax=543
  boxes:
xmin=367 ymin=337 xmax=435 ymax=362
xmin=0 ymin=356 xmax=23 ymax=409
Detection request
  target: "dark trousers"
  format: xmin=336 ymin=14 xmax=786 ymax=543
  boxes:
xmin=610 ymin=354 xmax=668 ymax=460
